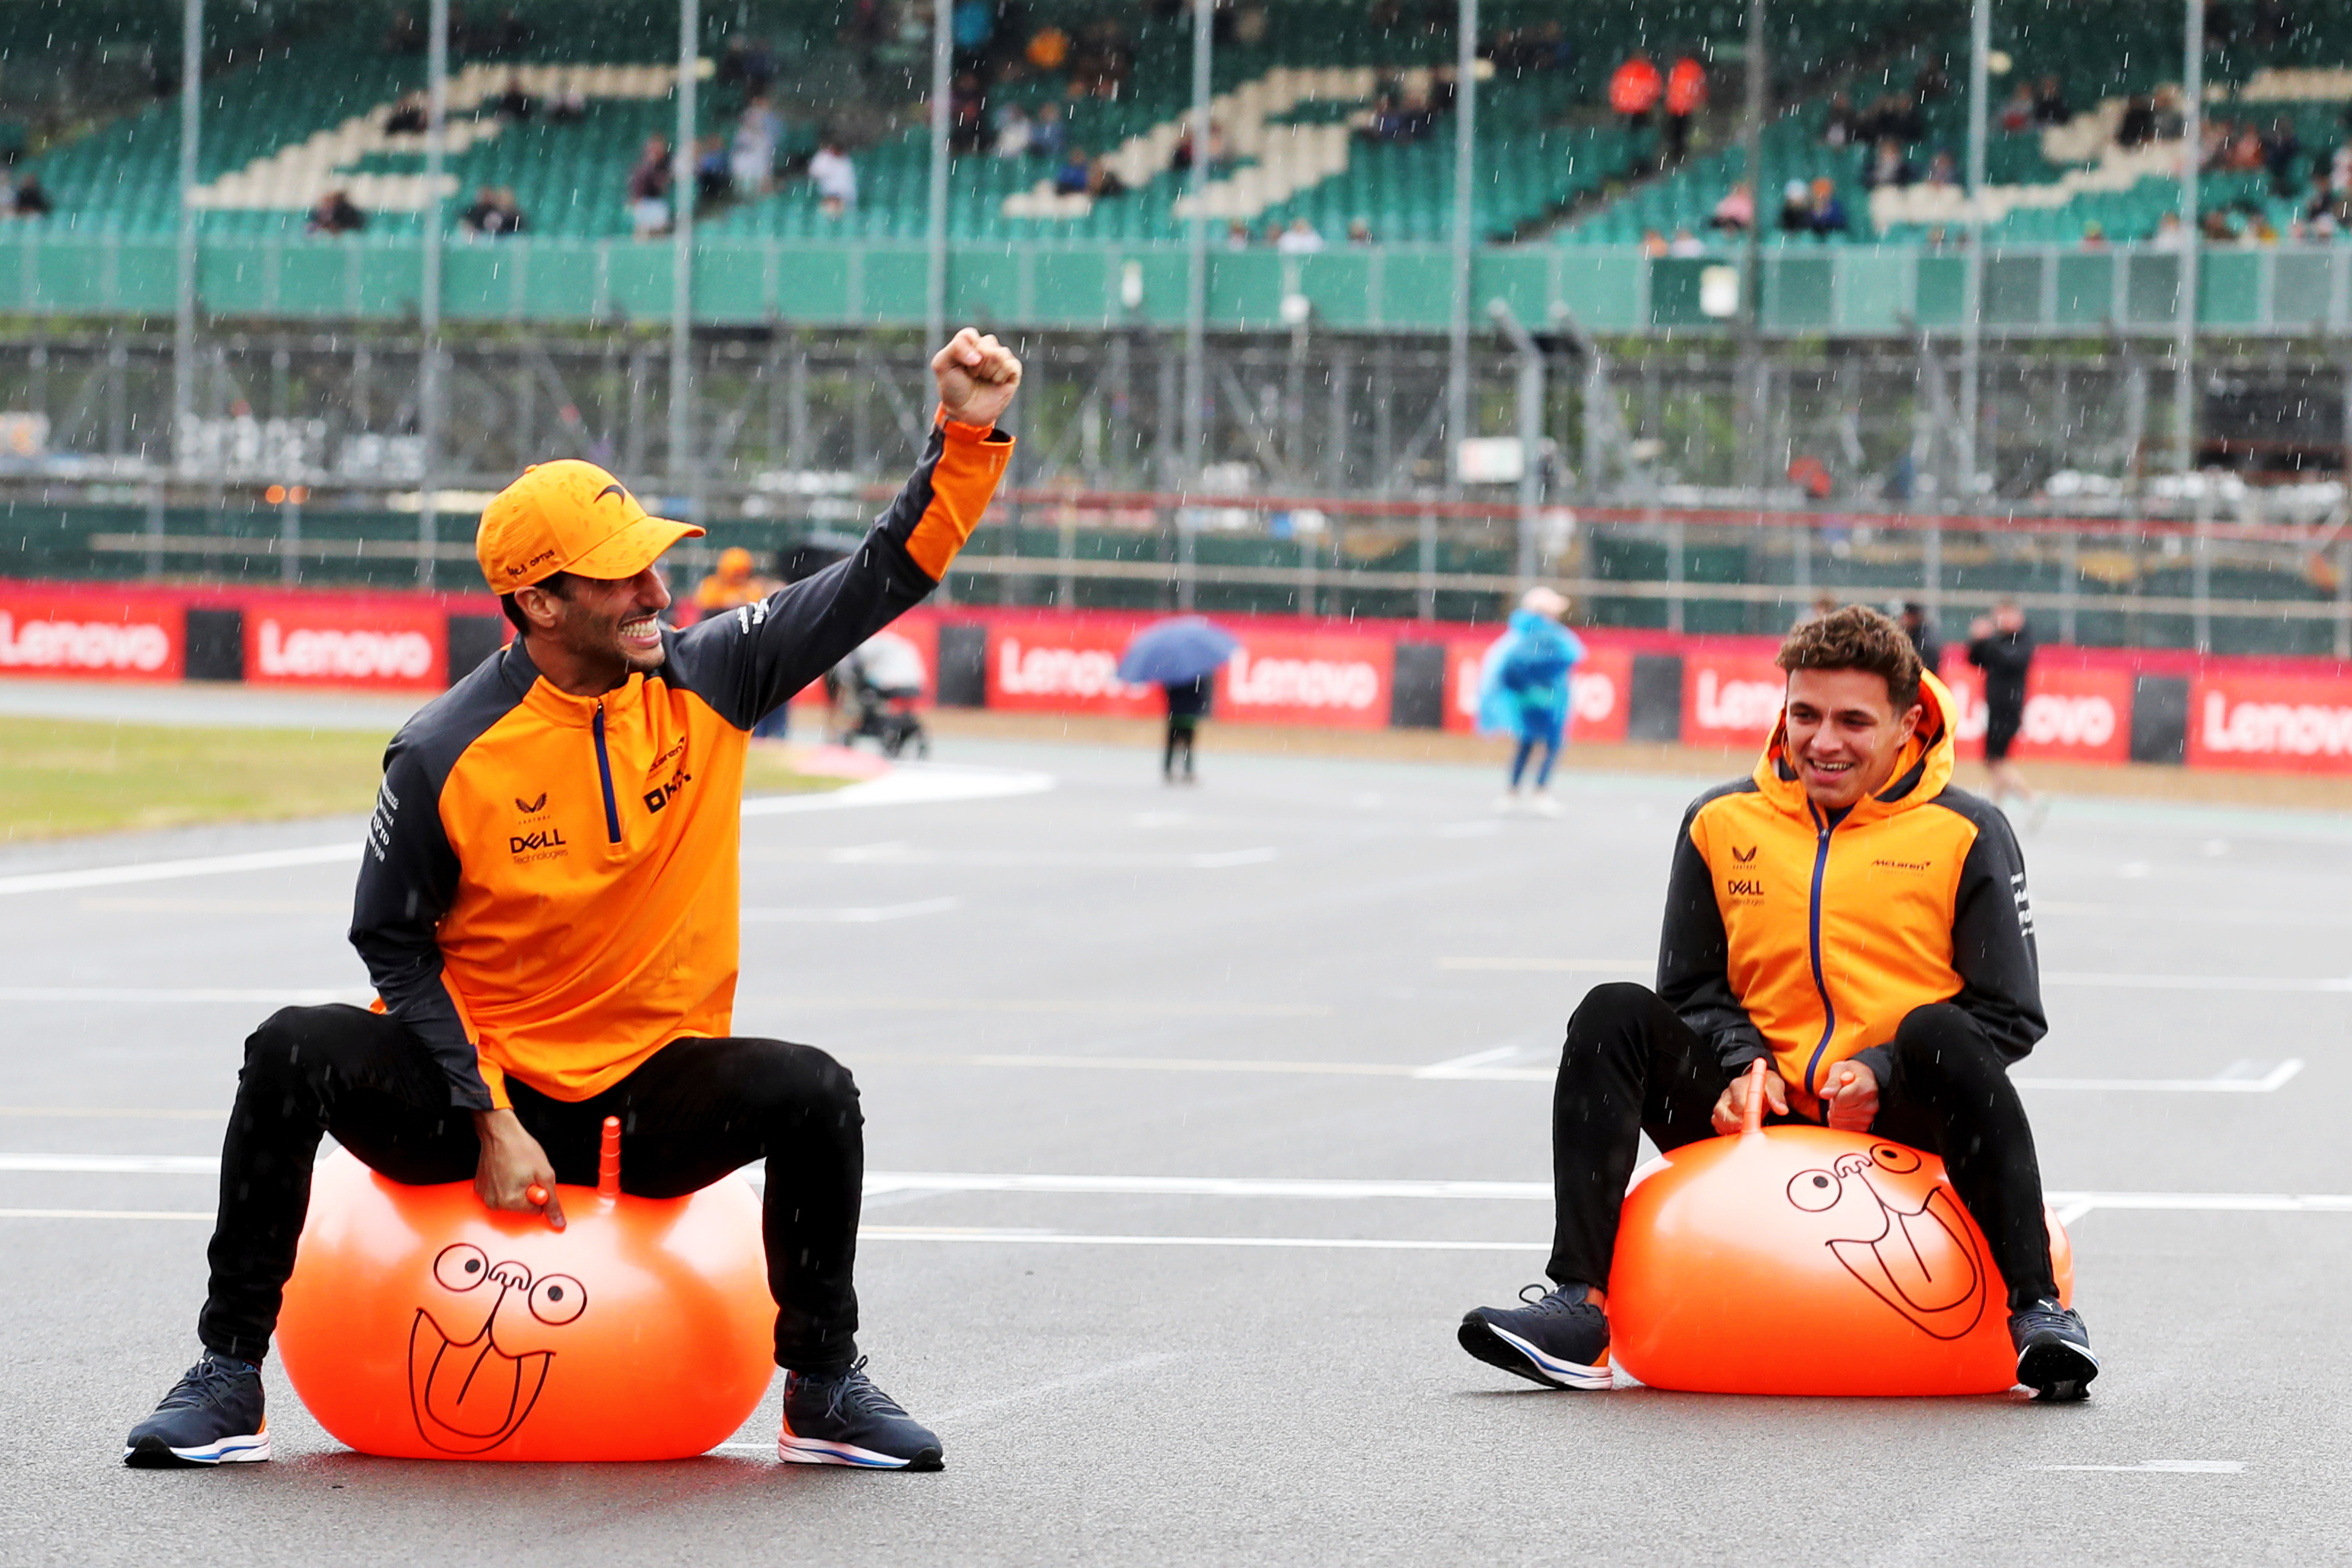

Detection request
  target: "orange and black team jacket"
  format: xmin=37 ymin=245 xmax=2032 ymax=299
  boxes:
xmin=352 ymin=416 xmax=1012 ymax=1111
xmin=1656 ymin=673 xmax=2044 ymax=1117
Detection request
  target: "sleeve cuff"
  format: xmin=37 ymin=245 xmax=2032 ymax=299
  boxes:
xmin=935 ymin=404 xmax=1014 ymax=445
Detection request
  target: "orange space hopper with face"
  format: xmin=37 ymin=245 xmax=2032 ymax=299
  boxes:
xmin=277 ymin=1118 xmax=774 ymax=1459
xmin=1606 ymin=1062 xmax=2074 ymax=1397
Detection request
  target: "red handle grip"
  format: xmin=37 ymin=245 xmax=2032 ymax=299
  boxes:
xmin=525 ymin=1183 xmax=549 ymax=1207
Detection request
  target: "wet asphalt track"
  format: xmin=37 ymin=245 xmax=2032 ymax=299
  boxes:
xmin=2 ymin=701 xmax=2348 ymax=1567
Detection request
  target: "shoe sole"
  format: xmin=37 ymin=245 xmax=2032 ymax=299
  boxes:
xmin=1457 ymin=1316 xmax=1612 ymax=1391
xmin=122 ymin=1431 xmax=272 ymax=1468
xmin=779 ymin=1435 xmax=944 ymax=1471
xmin=2017 ymin=1339 xmax=2100 ymax=1402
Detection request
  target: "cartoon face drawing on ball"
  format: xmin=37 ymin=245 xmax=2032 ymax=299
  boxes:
xmin=408 ymin=1242 xmax=589 ymax=1453
xmin=1785 ymin=1143 xmax=1988 ymax=1341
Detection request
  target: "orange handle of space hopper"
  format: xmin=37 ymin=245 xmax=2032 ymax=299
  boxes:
xmin=524 ymin=1120 xmax=621 ymax=1207
xmin=1740 ymin=1057 xmax=1767 ymax=1137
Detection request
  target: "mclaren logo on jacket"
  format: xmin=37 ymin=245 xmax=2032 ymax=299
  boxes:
xmin=1657 ymin=671 xmax=2044 ymax=1105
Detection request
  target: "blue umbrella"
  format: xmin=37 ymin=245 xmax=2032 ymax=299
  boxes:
xmin=1117 ymin=616 xmax=1241 ymax=686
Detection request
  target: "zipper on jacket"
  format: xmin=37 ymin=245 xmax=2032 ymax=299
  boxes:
xmin=592 ymin=704 xmax=622 ymax=844
xmin=1799 ymin=802 xmax=1845 ymax=1103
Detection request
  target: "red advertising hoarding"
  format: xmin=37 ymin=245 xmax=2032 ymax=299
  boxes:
xmin=984 ymin=617 xmax=1161 ymax=716
xmin=1215 ymin=627 xmax=1394 ymax=729
xmin=0 ymin=589 xmax=181 ymax=680
xmin=1939 ymin=659 xmax=2133 ymax=765
xmin=1443 ymin=635 xmax=1633 ymax=745
xmin=1681 ymin=646 xmax=1788 ymax=750
xmin=245 ymin=600 xmax=446 ymax=690
xmin=2187 ymin=671 xmax=2352 ymax=774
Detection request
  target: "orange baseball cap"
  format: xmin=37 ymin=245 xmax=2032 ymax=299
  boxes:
xmin=476 ymin=460 xmax=705 ymax=592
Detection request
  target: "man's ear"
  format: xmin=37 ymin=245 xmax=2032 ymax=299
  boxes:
xmin=514 ymin=583 xmax=564 ymax=633
xmin=1897 ymin=701 xmax=1926 ymax=742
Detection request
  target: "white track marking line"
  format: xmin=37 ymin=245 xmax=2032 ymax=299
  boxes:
xmin=0 ymin=1154 xmax=217 ymax=1174
xmin=2016 ymin=1060 xmax=2304 ymax=1093
xmin=2036 ymin=1461 xmax=2245 ymax=1474
xmin=1438 ymin=958 xmax=1652 ymax=974
xmin=858 ymin=1172 xmax=1552 ymax=1200
xmin=742 ymin=898 xmax=961 ymax=923
xmin=0 ymin=987 xmax=367 ymax=1005
xmin=1440 ymin=956 xmax=2352 ymax=993
xmin=0 ymin=1207 xmax=211 ymax=1220
xmin=0 ymin=843 xmax=361 ymax=897
xmin=0 ymin=1107 xmax=226 ymax=1120
xmin=855 ymin=1227 xmax=1544 ymax=1251
xmin=706 ymin=1351 xmax=1186 ymax=1451
xmin=1412 ymin=1045 xmax=1530 ymax=1079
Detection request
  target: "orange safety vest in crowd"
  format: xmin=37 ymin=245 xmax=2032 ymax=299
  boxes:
xmin=1665 ymin=57 xmax=1707 ymax=117
xmin=1655 ymin=675 xmax=2043 ymax=1116
xmin=1609 ymin=56 xmax=1662 ymax=116
xmin=354 ymin=416 xmax=1011 ymax=1109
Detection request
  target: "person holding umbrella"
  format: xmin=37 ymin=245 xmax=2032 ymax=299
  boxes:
xmin=1477 ymin=587 xmax=1586 ymax=815
xmin=1117 ymin=616 xmax=1239 ymax=785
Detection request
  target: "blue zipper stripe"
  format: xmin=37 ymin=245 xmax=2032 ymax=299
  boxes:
xmin=592 ymin=706 xmax=621 ymax=843
xmin=1801 ymin=803 xmax=1840 ymax=1103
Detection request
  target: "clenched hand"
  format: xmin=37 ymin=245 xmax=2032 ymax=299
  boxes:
xmin=932 ymin=327 xmax=1023 ymax=430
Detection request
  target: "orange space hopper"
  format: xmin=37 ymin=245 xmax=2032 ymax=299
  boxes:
xmin=1606 ymin=1062 xmax=2074 ymax=1397
xmin=278 ymin=1117 xmax=774 ymax=1459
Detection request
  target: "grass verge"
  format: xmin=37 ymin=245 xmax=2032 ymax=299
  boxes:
xmin=0 ymin=716 xmax=848 ymax=844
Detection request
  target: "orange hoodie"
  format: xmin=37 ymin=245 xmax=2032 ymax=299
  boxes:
xmin=1655 ymin=673 xmax=2044 ymax=1114
xmin=352 ymin=416 xmax=1010 ymax=1108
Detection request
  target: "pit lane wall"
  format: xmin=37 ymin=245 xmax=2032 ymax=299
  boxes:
xmin=5 ymin=580 xmax=2350 ymax=777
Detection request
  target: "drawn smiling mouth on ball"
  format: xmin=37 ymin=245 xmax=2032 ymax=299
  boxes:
xmin=1786 ymin=1145 xmax=1988 ymax=1341
xmin=408 ymin=1243 xmax=587 ymax=1454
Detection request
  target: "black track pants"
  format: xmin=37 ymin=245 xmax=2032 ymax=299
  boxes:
xmin=1546 ymin=982 xmax=2057 ymax=1312
xmin=197 ymin=1004 xmax=864 ymax=1371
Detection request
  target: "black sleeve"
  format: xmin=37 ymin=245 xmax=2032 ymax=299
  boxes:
xmin=1936 ymin=795 xmax=2047 ymax=1065
xmin=664 ymin=419 xmax=1000 ymax=728
xmin=349 ymin=740 xmax=495 ymax=1110
xmin=1656 ymin=788 xmax=1771 ymax=1073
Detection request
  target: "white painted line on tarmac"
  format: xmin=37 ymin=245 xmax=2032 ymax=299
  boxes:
xmin=0 ymin=843 xmax=361 ymax=897
xmin=740 ymin=766 xmax=1054 ymax=816
xmin=706 ymin=1351 xmax=1185 ymax=1450
xmin=2016 ymin=1060 xmax=2304 ymax=1093
xmin=0 ymin=1207 xmax=209 ymax=1220
xmin=0 ymin=1154 xmax=217 ymax=1174
xmin=2036 ymin=1461 xmax=2245 ymax=1474
xmin=855 ymin=1226 xmax=1545 ymax=1252
xmin=2043 ymin=972 xmax=2352 ymax=993
xmin=860 ymin=1171 xmax=1553 ymax=1201
xmin=0 ymin=987 xmax=366 ymax=1005
xmin=1439 ymin=958 xmax=1652 ymax=975
xmin=742 ymin=898 xmax=961 ymax=924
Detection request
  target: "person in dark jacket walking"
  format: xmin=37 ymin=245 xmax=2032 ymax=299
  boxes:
xmin=1163 ymin=674 xmax=1210 ymax=782
xmin=1898 ymin=601 xmax=1941 ymax=675
xmin=1967 ymin=599 xmax=2043 ymax=825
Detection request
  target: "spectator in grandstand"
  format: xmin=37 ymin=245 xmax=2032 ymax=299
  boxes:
xmin=2152 ymin=85 xmax=2186 ymax=140
xmin=2202 ymin=206 xmax=2239 ymax=243
xmin=385 ymin=92 xmax=429 ymax=136
xmin=1823 ymin=91 xmax=1861 ymax=149
xmin=1708 ymin=181 xmax=1754 ymax=235
xmin=1998 ymin=81 xmax=2034 ymax=135
xmin=1609 ymin=53 xmax=1662 ymax=129
xmin=547 ymin=82 xmax=587 ymax=123
xmin=949 ymin=71 xmax=988 ymax=154
xmin=386 ymin=10 xmax=426 ymax=53
xmin=717 ymin=34 xmax=779 ymax=96
xmin=1054 ymin=144 xmax=1091 ymax=195
xmin=2152 ymin=210 xmax=2190 ymax=249
xmin=696 ymin=136 xmax=733 ymax=206
xmin=1348 ymin=217 xmax=1374 ymax=246
xmin=1025 ymin=24 xmax=1068 ymax=72
xmin=1262 ymin=218 xmax=1287 ymax=247
xmin=1899 ymin=601 xmax=1942 ymax=673
xmin=1866 ymin=92 xmax=1926 ymax=145
xmin=1808 ymin=178 xmax=1849 ymax=237
xmin=808 ymin=139 xmax=858 ymax=217
xmin=2080 ymin=220 xmax=2108 ymax=249
xmin=1863 ymin=139 xmax=1918 ymax=191
xmin=2263 ymin=116 xmax=2302 ymax=197
xmin=491 ymin=73 xmax=534 ymax=122
xmin=8 ymin=174 xmax=49 ymax=219
xmin=993 ymin=103 xmax=1034 ymax=158
xmin=1363 ymin=94 xmax=1408 ymax=143
xmin=2225 ymin=123 xmax=2267 ymax=174
xmin=1227 ymin=220 xmax=1254 ymax=250
xmin=1276 ymin=217 xmax=1326 ymax=254
xmin=2032 ymin=75 xmax=2069 ymax=126
xmin=629 ymin=136 xmax=673 ymax=237
xmin=1967 ymin=600 xmax=2043 ymax=825
xmin=733 ymin=96 xmax=781 ymax=195
xmin=2116 ymin=94 xmax=2158 ymax=149
xmin=1664 ymin=56 xmax=1706 ymax=165
xmin=1030 ymin=102 xmax=1066 ymax=162
xmin=1779 ymin=179 xmax=1812 ymax=234
xmin=1667 ymin=227 xmax=1705 ymax=257
xmin=304 ymin=189 xmax=365 ymax=235
xmin=460 ymin=185 xmax=523 ymax=237
xmin=1640 ymin=227 xmax=1669 ymax=258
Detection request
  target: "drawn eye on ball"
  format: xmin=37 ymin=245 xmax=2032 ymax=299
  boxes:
xmin=1787 ymin=1169 xmax=1842 ymax=1212
xmin=1871 ymin=1145 xmax=1922 ymax=1174
xmin=529 ymin=1275 xmax=587 ymax=1325
xmin=433 ymin=1243 xmax=490 ymax=1291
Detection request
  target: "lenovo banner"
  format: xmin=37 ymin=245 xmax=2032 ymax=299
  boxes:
xmin=1681 ymin=648 xmax=1787 ymax=750
xmin=2187 ymin=672 xmax=2352 ymax=774
xmin=245 ymin=602 xmax=446 ymax=689
xmin=984 ymin=619 xmax=1161 ymax=716
xmin=0 ymin=592 xmax=181 ymax=679
xmin=1939 ymin=661 xmax=2132 ymax=765
xmin=1443 ymin=637 xmax=1633 ymax=745
xmin=1216 ymin=629 xmax=1394 ymax=729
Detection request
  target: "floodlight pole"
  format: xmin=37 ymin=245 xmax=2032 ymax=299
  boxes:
xmin=1181 ymin=0 xmax=1211 ymax=484
xmin=1445 ymin=0 xmax=1477 ymax=494
xmin=172 ymin=0 xmax=201 ymax=482
xmin=1958 ymin=0 xmax=1988 ymax=498
xmin=670 ymin=0 xmax=699 ymax=497
xmin=1488 ymin=299 xmax=1542 ymax=592
xmin=2175 ymin=0 xmax=2203 ymax=473
xmin=926 ymin=0 xmax=952 ymax=350
xmin=1738 ymin=0 xmax=1765 ymax=491
xmin=419 ymin=0 xmax=447 ymax=586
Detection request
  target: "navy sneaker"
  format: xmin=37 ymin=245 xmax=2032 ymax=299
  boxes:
xmin=2011 ymin=1298 xmax=2100 ymax=1401
xmin=778 ymin=1358 xmax=943 ymax=1470
xmin=123 ymin=1353 xmax=270 ymax=1467
xmin=1459 ymin=1283 xmax=1613 ymax=1391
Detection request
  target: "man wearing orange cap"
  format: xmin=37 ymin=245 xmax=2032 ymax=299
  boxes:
xmin=124 ymin=329 xmax=1021 ymax=1474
